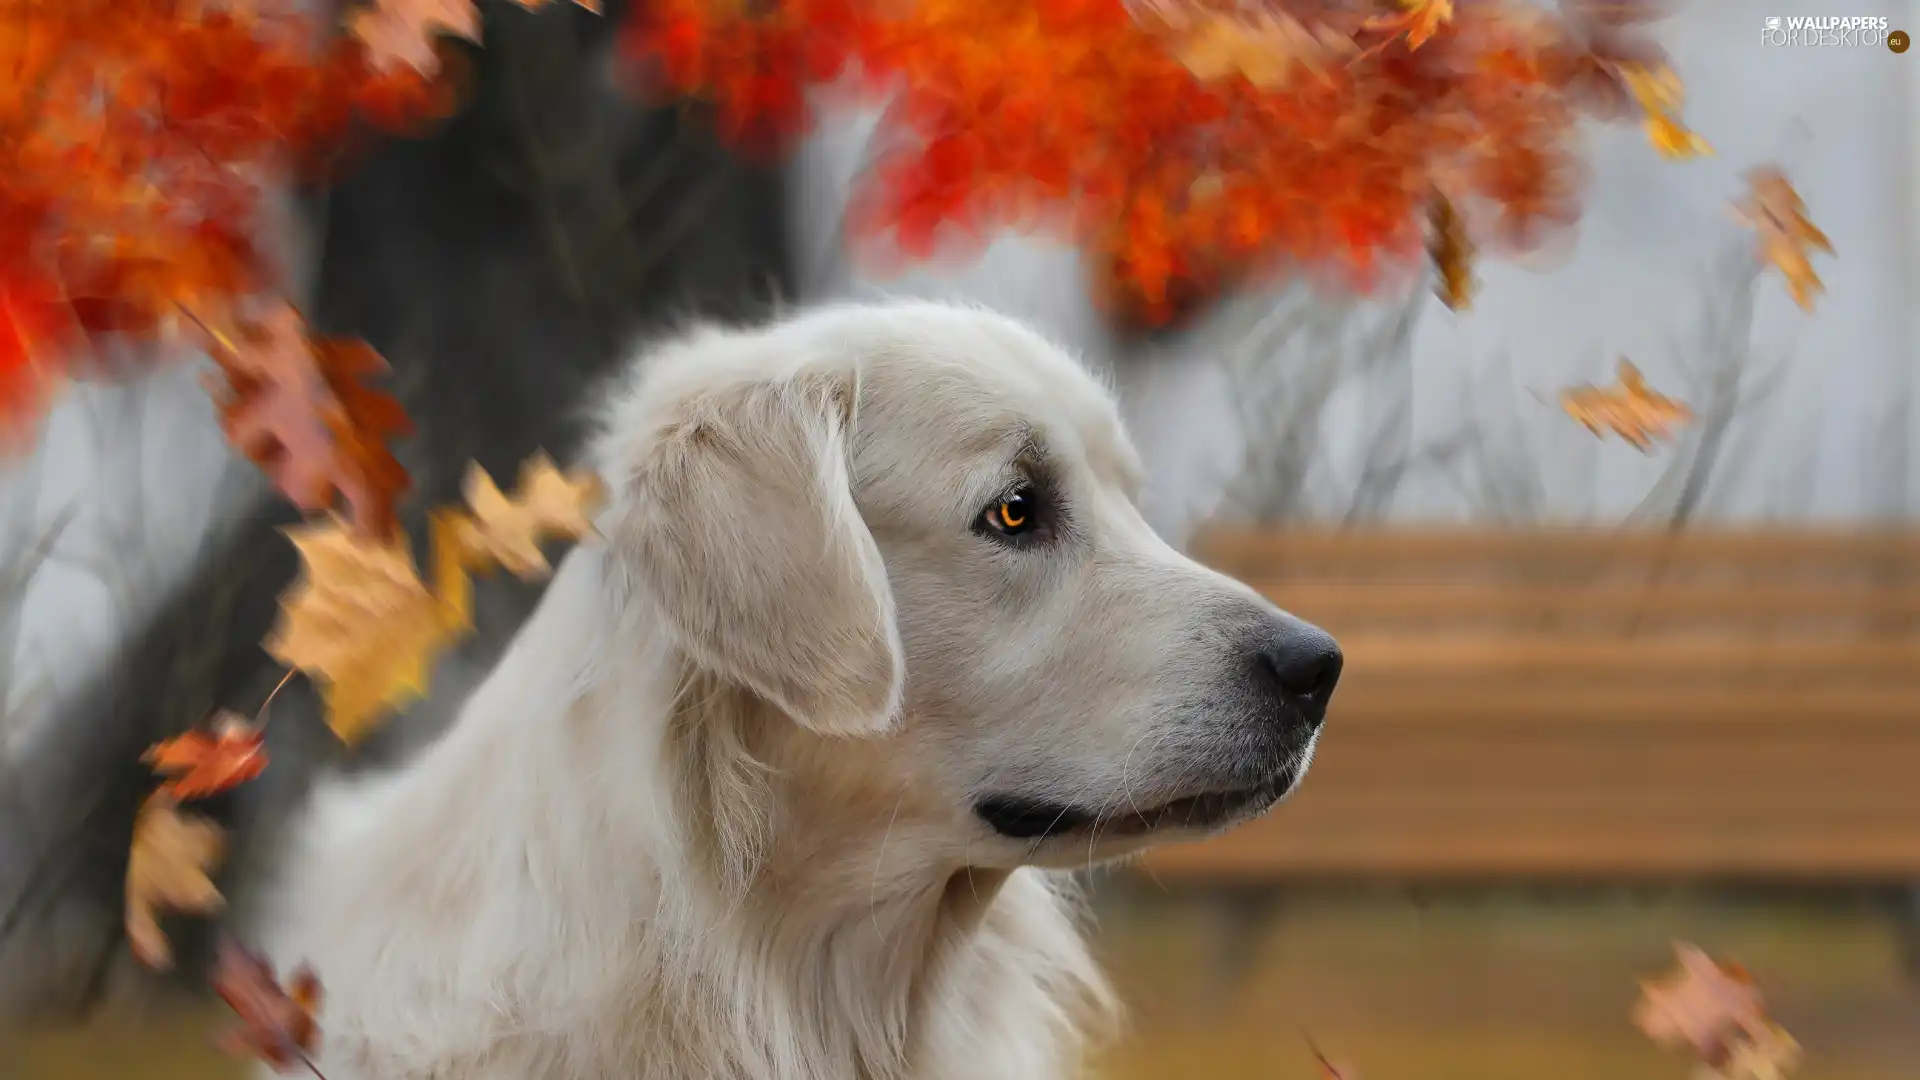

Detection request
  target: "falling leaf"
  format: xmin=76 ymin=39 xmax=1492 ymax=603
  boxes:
xmin=125 ymin=795 xmax=226 ymax=970
xmin=143 ymin=711 xmax=270 ymax=801
xmin=1559 ymin=359 xmax=1693 ymax=453
xmin=211 ymin=937 xmax=324 ymax=1074
xmin=348 ymin=0 xmax=603 ymax=76
xmin=1731 ymin=166 xmax=1833 ymax=312
xmin=1427 ymin=191 xmax=1475 ymax=311
xmin=1633 ymin=942 xmax=1772 ymax=1061
xmin=1365 ymin=0 xmax=1455 ymax=52
xmin=1644 ymin=112 xmax=1712 ymax=160
xmin=209 ymin=304 xmax=413 ymax=537
xmin=1619 ymin=62 xmax=1711 ymax=159
xmin=1159 ymin=9 xmax=1358 ymax=88
xmin=346 ymin=0 xmax=484 ymax=76
xmin=265 ymin=517 xmax=462 ymax=746
xmin=458 ymin=454 xmax=604 ymax=578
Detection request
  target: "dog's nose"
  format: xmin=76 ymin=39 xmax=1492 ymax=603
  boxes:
xmin=1250 ymin=617 xmax=1343 ymax=726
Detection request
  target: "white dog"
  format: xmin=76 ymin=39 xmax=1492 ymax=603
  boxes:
xmin=250 ymin=300 xmax=1342 ymax=1080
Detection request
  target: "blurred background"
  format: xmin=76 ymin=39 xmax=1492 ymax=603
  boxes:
xmin=2 ymin=0 xmax=1917 ymax=1078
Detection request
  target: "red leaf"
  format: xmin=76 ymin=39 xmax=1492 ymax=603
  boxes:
xmin=142 ymin=710 xmax=270 ymax=801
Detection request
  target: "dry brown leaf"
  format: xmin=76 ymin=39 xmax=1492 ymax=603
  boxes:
xmin=1634 ymin=942 xmax=1771 ymax=1061
xmin=458 ymin=453 xmax=604 ymax=578
xmin=208 ymin=303 xmax=413 ymax=538
xmin=1731 ymin=165 xmax=1832 ymax=312
xmin=211 ymin=938 xmax=325 ymax=1074
xmin=1560 ymin=358 xmax=1692 ymax=453
xmin=1427 ymin=192 xmax=1475 ymax=311
xmin=126 ymin=795 xmax=226 ymax=970
xmin=265 ymin=517 xmax=462 ymax=746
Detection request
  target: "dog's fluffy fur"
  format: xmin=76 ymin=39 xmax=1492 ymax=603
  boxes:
xmin=252 ymin=301 xmax=1336 ymax=1080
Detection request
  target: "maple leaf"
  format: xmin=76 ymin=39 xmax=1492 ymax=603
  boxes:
xmin=125 ymin=795 xmax=226 ymax=970
xmin=1559 ymin=358 xmax=1692 ymax=453
xmin=142 ymin=710 xmax=269 ymax=801
xmin=348 ymin=0 xmax=604 ymax=76
xmin=346 ymin=0 xmax=484 ymax=76
xmin=209 ymin=303 xmax=414 ymax=537
xmin=211 ymin=937 xmax=324 ymax=1074
xmin=265 ymin=516 xmax=462 ymax=746
xmin=1731 ymin=165 xmax=1833 ymax=313
xmin=1633 ymin=942 xmax=1772 ymax=1061
xmin=457 ymin=453 xmax=604 ymax=577
xmin=1365 ymin=0 xmax=1454 ymax=52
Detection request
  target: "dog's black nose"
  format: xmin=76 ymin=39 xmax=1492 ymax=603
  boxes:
xmin=1250 ymin=617 xmax=1343 ymax=726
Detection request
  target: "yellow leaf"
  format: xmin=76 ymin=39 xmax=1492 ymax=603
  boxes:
xmin=125 ymin=795 xmax=225 ymax=971
xmin=1620 ymin=63 xmax=1711 ymax=160
xmin=1619 ymin=62 xmax=1686 ymax=115
xmin=265 ymin=517 xmax=463 ymax=745
xmin=1644 ymin=113 xmax=1712 ymax=160
xmin=459 ymin=454 xmax=604 ymax=578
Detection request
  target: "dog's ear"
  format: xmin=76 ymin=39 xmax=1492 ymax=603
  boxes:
xmin=607 ymin=368 xmax=904 ymax=737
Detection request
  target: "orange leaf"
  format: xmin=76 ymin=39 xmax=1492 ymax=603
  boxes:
xmin=125 ymin=794 xmax=226 ymax=970
xmin=211 ymin=937 xmax=324 ymax=1074
xmin=1364 ymin=0 xmax=1454 ymax=52
xmin=1558 ymin=358 xmax=1692 ymax=453
xmin=1731 ymin=165 xmax=1832 ymax=312
xmin=142 ymin=710 xmax=269 ymax=801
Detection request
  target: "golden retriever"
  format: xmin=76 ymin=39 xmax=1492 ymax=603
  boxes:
xmin=250 ymin=300 xmax=1342 ymax=1080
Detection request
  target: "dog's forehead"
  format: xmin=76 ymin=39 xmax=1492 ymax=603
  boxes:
xmin=833 ymin=305 xmax=1141 ymax=479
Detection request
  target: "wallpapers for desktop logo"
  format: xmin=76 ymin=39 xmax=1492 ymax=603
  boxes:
xmin=1761 ymin=14 xmax=1895 ymax=48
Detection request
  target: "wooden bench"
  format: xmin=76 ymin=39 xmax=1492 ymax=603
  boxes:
xmin=1138 ymin=527 xmax=1920 ymax=882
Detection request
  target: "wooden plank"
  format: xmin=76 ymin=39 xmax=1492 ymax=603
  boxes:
xmin=1195 ymin=527 xmax=1920 ymax=576
xmin=1288 ymin=744 xmax=1920 ymax=791
xmin=1250 ymin=580 xmax=1920 ymax=622
xmin=1136 ymin=824 xmax=1920 ymax=879
xmin=1336 ymin=635 xmax=1920 ymax=678
xmin=1324 ymin=686 xmax=1920 ymax=724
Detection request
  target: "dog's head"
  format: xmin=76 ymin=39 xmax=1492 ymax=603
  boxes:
xmin=594 ymin=302 xmax=1339 ymax=869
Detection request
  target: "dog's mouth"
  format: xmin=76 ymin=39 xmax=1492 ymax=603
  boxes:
xmin=974 ymin=768 xmax=1297 ymax=843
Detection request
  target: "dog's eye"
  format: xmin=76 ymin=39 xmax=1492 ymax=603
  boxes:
xmin=978 ymin=489 xmax=1038 ymax=538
